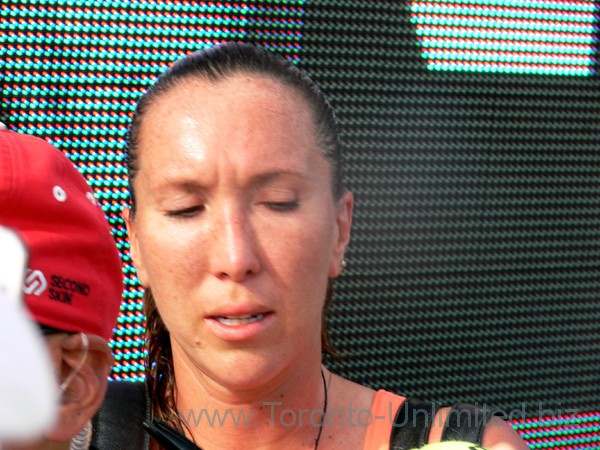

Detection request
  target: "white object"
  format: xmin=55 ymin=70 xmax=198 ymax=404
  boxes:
xmin=0 ymin=226 xmax=57 ymax=440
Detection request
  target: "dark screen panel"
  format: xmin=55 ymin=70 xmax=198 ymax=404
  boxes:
xmin=300 ymin=2 xmax=600 ymax=448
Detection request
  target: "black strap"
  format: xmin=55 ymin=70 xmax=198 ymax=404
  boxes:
xmin=91 ymin=381 xmax=150 ymax=450
xmin=390 ymin=398 xmax=436 ymax=449
xmin=144 ymin=419 xmax=203 ymax=450
xmin=390 ymin=398 xmax=491 ymax=449
xmin=441 ymin=403 xmax=491 ymax=444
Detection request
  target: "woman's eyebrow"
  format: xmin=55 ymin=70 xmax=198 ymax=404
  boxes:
xmin=151 ymin=171 xmax=311 ymax=196
xmin=161 ymin=179 xmax=206 ymax=192
xmin=252 ymin=170 xmax=311 ymax=188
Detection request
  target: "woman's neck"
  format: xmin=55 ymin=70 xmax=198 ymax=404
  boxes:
xmin=172 ymin=348 xmax=328 ymax=449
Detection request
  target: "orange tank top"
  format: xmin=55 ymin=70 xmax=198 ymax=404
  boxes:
xmin=362 ymin=390 xmax=406 ymax=450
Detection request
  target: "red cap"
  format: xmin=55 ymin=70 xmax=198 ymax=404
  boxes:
xmin=0 ymin=130 xmax=123 ymax=340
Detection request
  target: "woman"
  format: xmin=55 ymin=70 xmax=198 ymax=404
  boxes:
xmin=124 ymin=42 xmax=527 ymax=449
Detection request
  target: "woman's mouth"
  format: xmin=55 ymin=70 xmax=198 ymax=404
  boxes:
xmin=214 ymin=313 xmax=265 ymax=326
xmin=206 ymin=311 xmax=274 ymax=341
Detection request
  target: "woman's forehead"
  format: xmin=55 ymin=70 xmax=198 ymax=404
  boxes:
xmin=140 ymin=73 xmax=317 ymax=147
xmin=135 ymin=73 xmax=326 ymax=174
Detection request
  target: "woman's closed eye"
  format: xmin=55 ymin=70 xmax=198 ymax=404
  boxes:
xmin=165 ymin=205 xmax=205 ymax=218
xmin=263 ymin=200 xmax=299 ymax=212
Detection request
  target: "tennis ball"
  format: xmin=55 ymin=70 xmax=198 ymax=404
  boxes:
xmin=411 ymin=442 xmax=489 ymax=450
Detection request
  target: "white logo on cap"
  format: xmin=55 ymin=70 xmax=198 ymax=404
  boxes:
xmin=86 ymin=192 xmax=97 ymax=205
xmin=24 ymin=269 xmax=47 ymax=296
xmin=53 ymin=186 xmax=67 ymax=202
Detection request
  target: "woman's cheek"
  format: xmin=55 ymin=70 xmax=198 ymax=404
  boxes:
xmin=137 ymin=221 xmax=193 ymax=286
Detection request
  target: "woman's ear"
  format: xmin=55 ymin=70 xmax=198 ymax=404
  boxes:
xmin=122 ymin=206 xmax=149 ymax=287
xmin=45 ymin=333 xmax=113 ymax=443
xmin=329 ymin=191 xmax=354 ymax=278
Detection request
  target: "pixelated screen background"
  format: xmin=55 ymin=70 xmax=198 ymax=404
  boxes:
xmin=2 ymin=1 xmax=600 ymax=448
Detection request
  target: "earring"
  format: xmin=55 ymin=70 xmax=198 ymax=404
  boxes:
xmin=69 ymin=419 xmax=92 ymax=450
xmin=60 ymin=333 xmax=89 ymax=393
xmin=341 ymin=259 xmax=347 ymax=269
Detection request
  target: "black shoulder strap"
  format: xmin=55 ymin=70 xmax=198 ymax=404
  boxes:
xmin=441 ymin=403 xmax=491 ymax=444
xmin=390 ymin=398 xmax=491 ymax=449
xmin=91 ymin=381 xmax=150 ymax=450
xmin=390 ymin=398 xmax=437 ymax=449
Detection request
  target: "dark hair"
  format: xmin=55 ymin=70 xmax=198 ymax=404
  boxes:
xmin=126 ymin=42 xmax=344 ymax=430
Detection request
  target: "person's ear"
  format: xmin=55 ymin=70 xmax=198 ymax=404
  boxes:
xmin=122 ymin=206 xmax=149 ymax=287
xmin=45 ymin=333 xmax=113 ymax=443
xmin=329 ymin=191 xmax=354 ymax=278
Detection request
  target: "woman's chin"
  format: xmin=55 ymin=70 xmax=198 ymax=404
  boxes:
xmin=174 ymin=349 xmax=289 ymax=397
xmin=209 ymin=354 xmax=291 ymax=394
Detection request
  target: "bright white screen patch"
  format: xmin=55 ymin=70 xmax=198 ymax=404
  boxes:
xmin=410 ymin=1 xmax=598 ymax=76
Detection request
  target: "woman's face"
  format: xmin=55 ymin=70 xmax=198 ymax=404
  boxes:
xmin=125 ymin=73 xmax=353 ymax=392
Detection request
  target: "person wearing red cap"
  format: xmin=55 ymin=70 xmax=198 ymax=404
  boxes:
xmin=0 ymin=127 xmax=124 ymax=450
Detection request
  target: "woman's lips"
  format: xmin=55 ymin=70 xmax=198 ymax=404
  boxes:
xmin=213 ymin=313 xmax=265 ymax=326
xmin=205 ymin=311 xmax=274 ymax=341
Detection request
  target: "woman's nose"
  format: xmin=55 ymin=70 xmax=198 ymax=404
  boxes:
xmin=209 ymin=207 xmax=261 ymax=282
